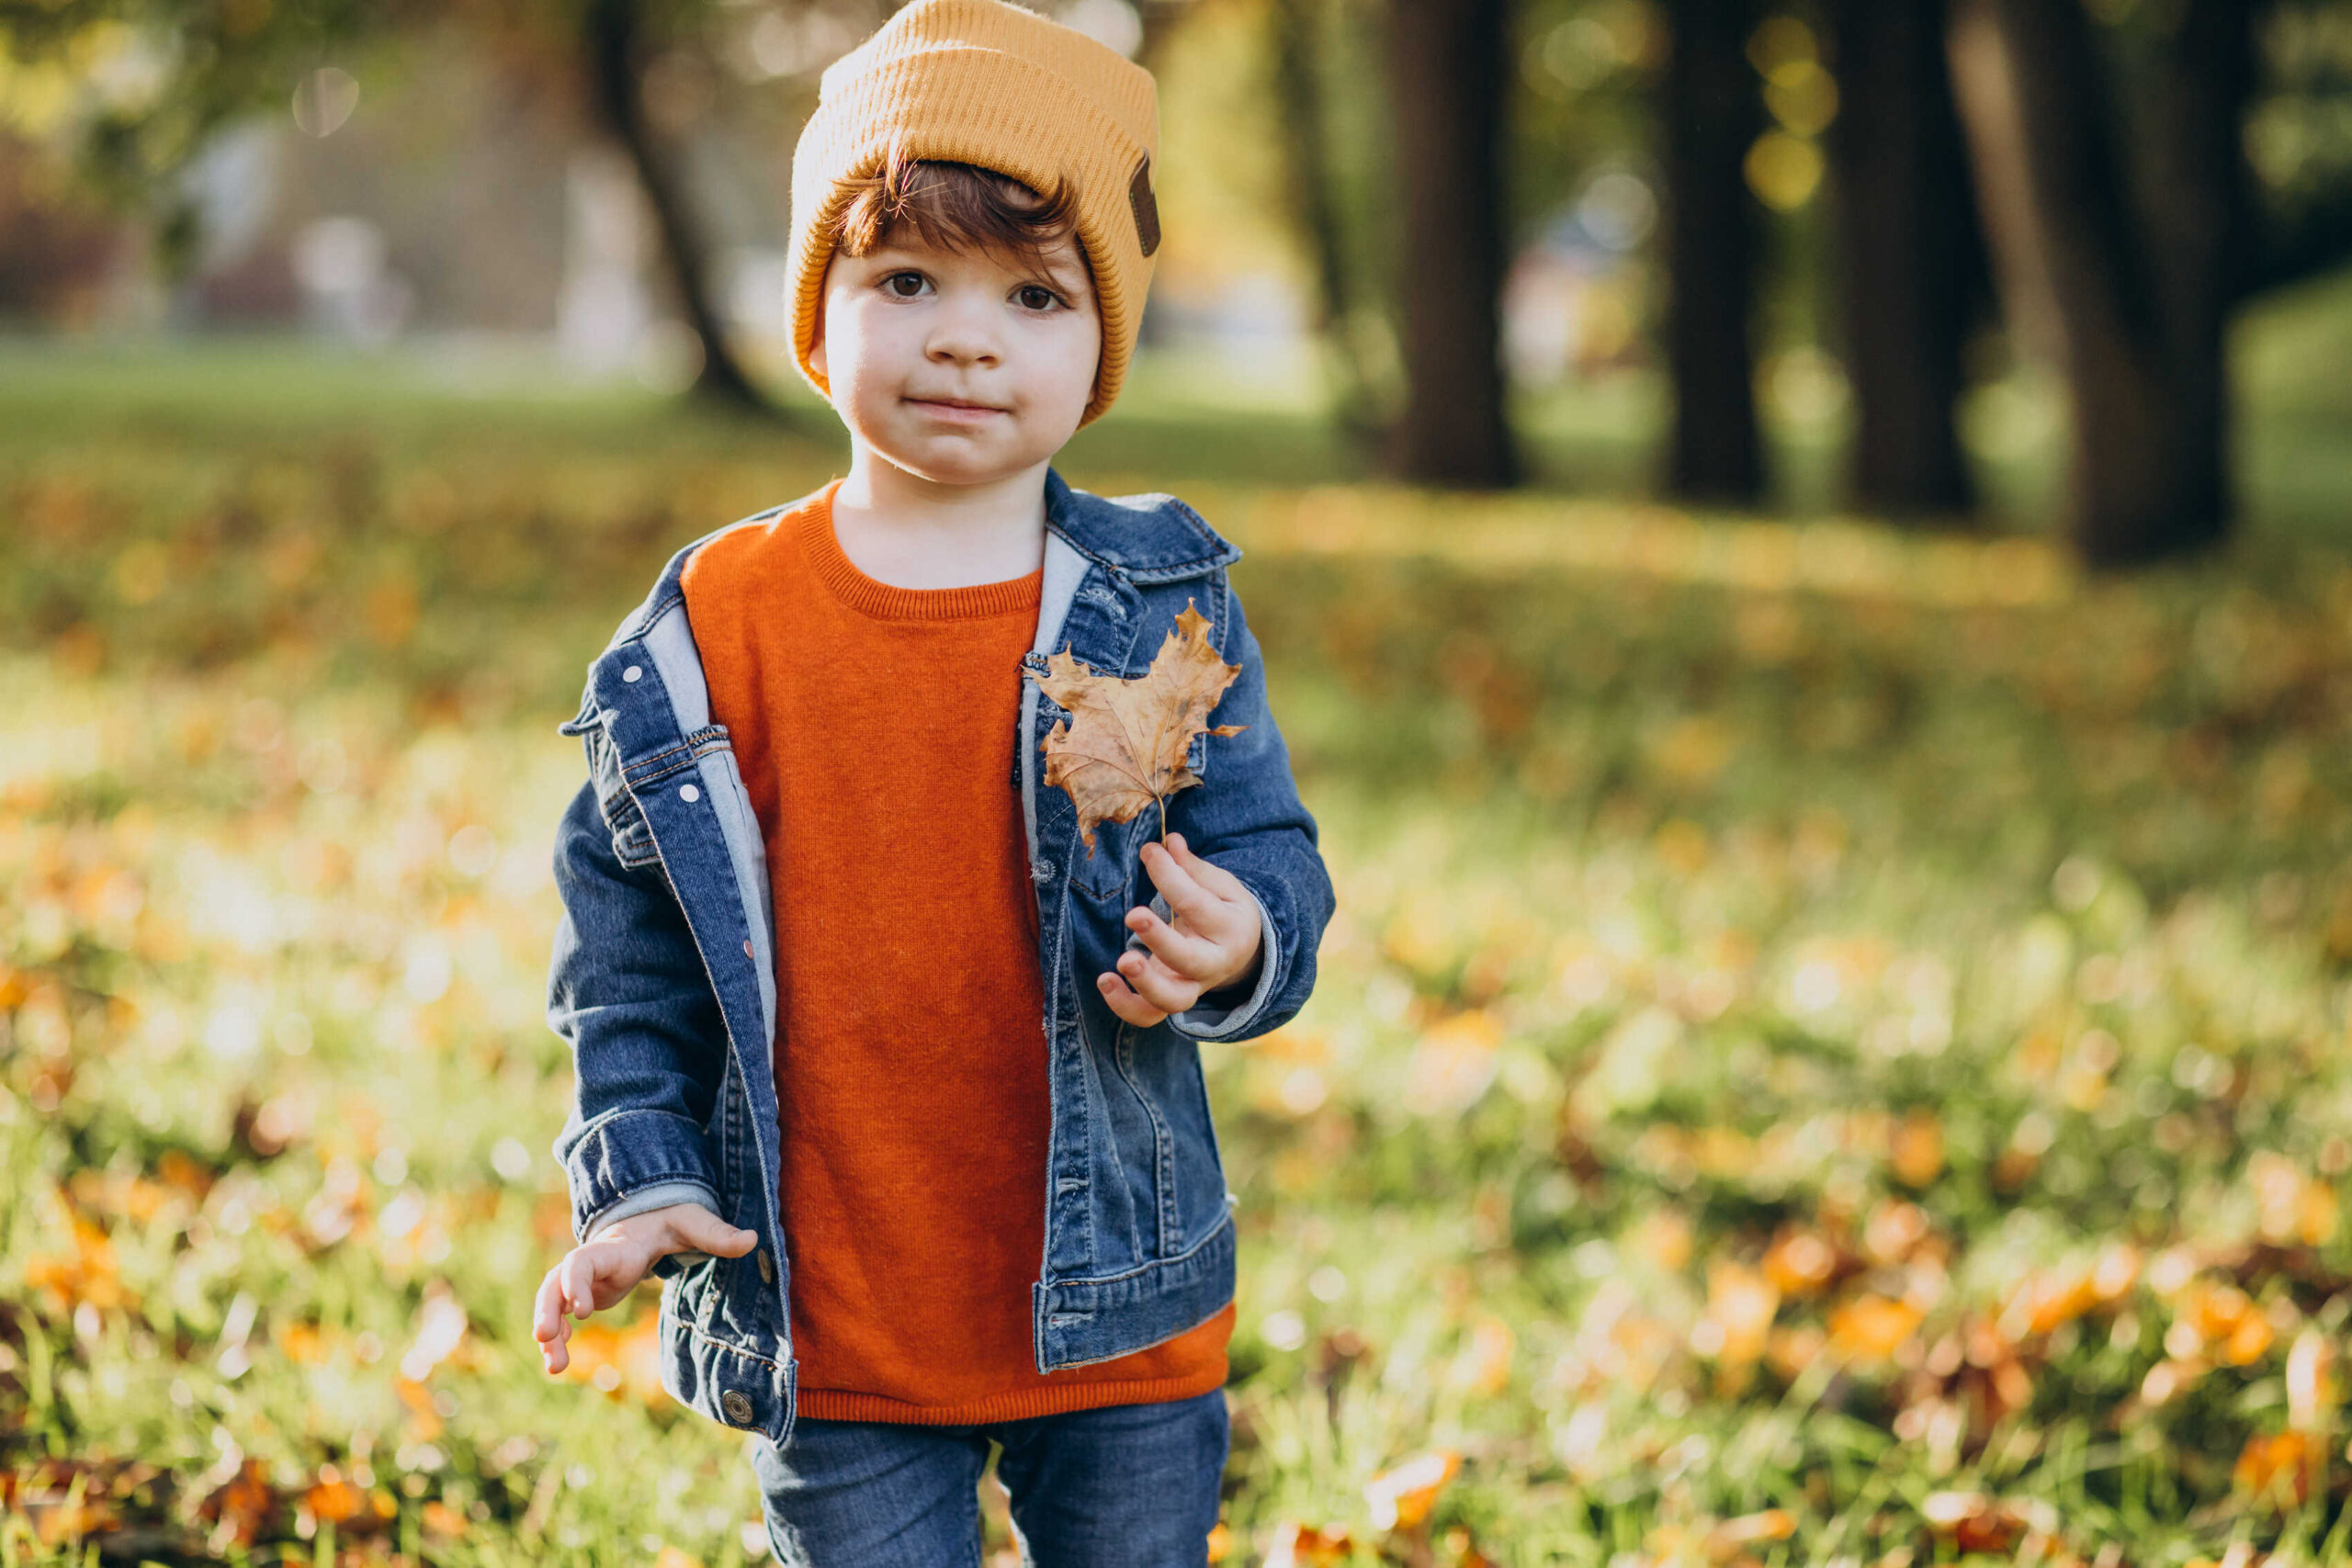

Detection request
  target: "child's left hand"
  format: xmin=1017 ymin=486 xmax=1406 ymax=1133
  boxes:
xmin=1099 ymin=831 xmax=1263 ymax=1027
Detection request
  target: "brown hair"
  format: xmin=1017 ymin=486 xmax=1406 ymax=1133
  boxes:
xmin=829 ymin=148 xmax=1087 ymax=288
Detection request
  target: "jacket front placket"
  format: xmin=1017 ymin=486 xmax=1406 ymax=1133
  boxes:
xmin=1022 ymin=547 xmax=1169 ymax=1370
xmin=587 ymin=634 xmax=796 ymax=1396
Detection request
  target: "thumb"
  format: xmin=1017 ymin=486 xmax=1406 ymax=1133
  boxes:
xmin=1169 ymin=833 xmax=1239 ymax=897
xmin=673 ymin=1206 xmax=758 ymax=1257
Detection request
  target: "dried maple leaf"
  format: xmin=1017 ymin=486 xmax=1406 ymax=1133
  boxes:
xmin=1027 ymin=597 xmax=1247 ymax=853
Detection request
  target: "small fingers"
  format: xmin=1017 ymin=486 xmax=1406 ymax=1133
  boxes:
xmin=561 ymin=1247 xmax=598 ymax=1321
xmin=1117 ymin=949 xmax=1199 ymax=1016
xmin=1165 ymin=833 xmax=1249 ymax=902
xmin=1139 ymin=839 xmax=1216 ymax=922
xmin=1124 ymin=904 xmax=1219 ymax=976
xmin=534 ymin=1263 xmax=577 ymax=1374
xmin=1097 ymin=967 xmax=1169 ymax=1028
xmin=533 ymin=1267 xmax=565 ymax=1348
xmin=673 ymin=1207 xmax=757 ymax=1258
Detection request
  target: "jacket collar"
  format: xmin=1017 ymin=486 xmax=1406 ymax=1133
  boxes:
xmin=1040 ymin=467 xmax=1241 ymax=583
xmin=606 ymin=467 xmax=1237 ymax=658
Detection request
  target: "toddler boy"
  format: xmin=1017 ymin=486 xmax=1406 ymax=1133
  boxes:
xmin=529 ymin=1 xmax=1334 ymax=1562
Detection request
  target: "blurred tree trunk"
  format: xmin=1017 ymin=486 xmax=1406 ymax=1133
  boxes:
xmin=584 ymin=0 xmax=778 ymax=415
xmin=1271 ymin=0 xmax=1380 ymax=445
xmin=1384 ymin=0 xmax=1518 ymax=487
xmin=1945 ymin=0 xmax=2256 ymax=567
xmin=1661 ymin=0 xmax=1764 ymax=504
xmin=1826 ymin=0 xmax=1980 ymax=520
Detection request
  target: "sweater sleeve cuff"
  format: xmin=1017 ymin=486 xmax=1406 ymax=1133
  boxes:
xmin=581 ymin=1179 xmax=725 ymax=1246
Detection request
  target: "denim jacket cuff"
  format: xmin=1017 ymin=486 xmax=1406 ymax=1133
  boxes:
xmin=581 ymin=1179 xmax=726 ymax=1246
xmin=1127 ymin=881 xmax=1282 ymax=1040
xmin=560 ymin=1108 xmax=723 ymax=1244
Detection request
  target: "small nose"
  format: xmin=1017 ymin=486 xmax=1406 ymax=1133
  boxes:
xmin=927 ymin=332 xmax=997 ymax=367
xmin=926 ymin=299 xmax=999 ymax=367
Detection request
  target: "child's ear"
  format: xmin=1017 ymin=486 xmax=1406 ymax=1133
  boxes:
xmin=808 ymin=258 xmax=831 ymax=380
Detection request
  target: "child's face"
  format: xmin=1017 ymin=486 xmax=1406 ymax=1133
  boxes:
xmin=811 ymin=225 xmax=1102 ymax=487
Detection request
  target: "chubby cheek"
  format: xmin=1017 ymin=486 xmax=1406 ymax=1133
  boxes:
xmin=835 ymin=326 xmax=1007 ymax=445
xmin=1049 ymin=316 xmax=1103 ymax=414
xmin=821 ymin=309 xmax=909 ymax=422
xmin=848 ymin=378 xmax=951 ymax=458
xmin=835 ymin=367 xmax=906 ymax=440
xmin=1028 ymin=350 xmax=1097 ymax=433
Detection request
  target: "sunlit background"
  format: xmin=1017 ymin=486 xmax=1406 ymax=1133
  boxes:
xmin=8 ymin=1 xmax=2352 ymax=1564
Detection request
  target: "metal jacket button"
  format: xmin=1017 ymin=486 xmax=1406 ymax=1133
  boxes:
xmin=622 ymin=665 xmax=642 ymax=682
xmin=679 ymin=784 xmax=700 ymax=802
xmin=721 ymin=1390 xmax=753 ymax=1425
xmin=755 ymin=1247 xmax=775 ymax=1284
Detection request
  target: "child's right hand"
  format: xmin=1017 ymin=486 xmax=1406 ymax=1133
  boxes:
xmin=531 ymin=1202 xmax=757 ymax=1375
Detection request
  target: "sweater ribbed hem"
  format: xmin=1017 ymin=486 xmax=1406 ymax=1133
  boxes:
xmin=797 ymin=479 xmax=1046 ymax=622
xmin=792 ymin=1361 xmax=1227 ymax=1426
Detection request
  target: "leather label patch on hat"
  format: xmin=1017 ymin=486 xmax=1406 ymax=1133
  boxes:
xmin=1129 ymin=155 xmax=1160 ymax=258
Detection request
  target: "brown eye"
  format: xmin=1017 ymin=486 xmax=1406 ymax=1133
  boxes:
xmin=886 ymin=272 xmax=928 ymax=298
xmin=1017 ymin=285 xmax=1059 ymax=311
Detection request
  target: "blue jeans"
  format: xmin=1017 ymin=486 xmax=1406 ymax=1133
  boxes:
xmin=748 ymin=1389 xmax=1231 ymax=1567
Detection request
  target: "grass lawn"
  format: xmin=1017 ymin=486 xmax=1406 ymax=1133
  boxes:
xmin=6 ymin=271 xmax=2352 ymax=1565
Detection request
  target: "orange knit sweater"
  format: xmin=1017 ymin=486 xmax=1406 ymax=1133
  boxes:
xmin=679 ymin=479 xmax=1234 ymax=1424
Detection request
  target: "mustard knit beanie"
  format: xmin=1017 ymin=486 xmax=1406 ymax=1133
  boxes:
xmin=786 ymin=0 xmax=1162 ymax=427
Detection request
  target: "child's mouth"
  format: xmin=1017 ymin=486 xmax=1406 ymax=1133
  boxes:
xmin=906 ymin=397 xmax=1006 ymax=422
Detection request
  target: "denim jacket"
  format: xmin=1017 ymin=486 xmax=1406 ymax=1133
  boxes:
xmin=544 ymin=467 xmax=1335 ymax=1447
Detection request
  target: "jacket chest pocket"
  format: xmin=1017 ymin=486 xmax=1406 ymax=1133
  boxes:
xmin=1074 ymin=815 xmax=1138 ymax=902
